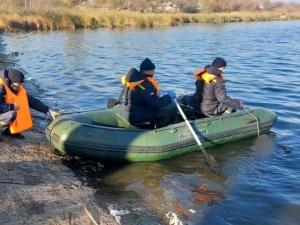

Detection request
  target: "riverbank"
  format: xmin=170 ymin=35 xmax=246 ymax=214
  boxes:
xmin=0 ymin=7 xmax=299 ymax=32
xmin=0 ymin=129 xmax=118 ymax=225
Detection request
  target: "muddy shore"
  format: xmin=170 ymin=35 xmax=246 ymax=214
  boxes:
xmin=0 ymin=128 xmax=118 ymax=225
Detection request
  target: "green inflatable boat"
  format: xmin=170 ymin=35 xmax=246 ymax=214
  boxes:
xmin=45 ymin=107 xmax=277 ymax=162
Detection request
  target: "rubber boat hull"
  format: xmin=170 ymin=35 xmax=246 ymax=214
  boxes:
xmin=45 ymin=107 xmax=277 ymax=162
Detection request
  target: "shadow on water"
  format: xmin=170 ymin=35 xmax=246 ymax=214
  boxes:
xmin=63 ymin=133 xmax=278 ymax=224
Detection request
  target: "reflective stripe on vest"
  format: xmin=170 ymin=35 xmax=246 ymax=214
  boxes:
xmin=0 ymin=79 xmax=32 ymax=134
xmin=126 ymin=77 xmax=159 ymax=96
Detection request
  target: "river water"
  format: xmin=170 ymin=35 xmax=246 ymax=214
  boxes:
xmin=2 ymin=21 xmax=300 ymax=224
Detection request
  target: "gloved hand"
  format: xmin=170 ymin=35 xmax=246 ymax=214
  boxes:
xmin=239 ymin=100 xmax=244 ymax=109
xmin=167 ymin=90 xmax=176 ymax=99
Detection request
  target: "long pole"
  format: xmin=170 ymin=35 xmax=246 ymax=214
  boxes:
xmin=173 ymin=98 xmax=217 ymax=168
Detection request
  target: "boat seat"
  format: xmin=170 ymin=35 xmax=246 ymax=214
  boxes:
xmin=115 ymin=112 xmax=137 ymax=129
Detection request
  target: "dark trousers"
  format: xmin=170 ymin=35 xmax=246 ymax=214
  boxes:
xmin=0 ymin=111 xmax=16 ymax=126
xmin=156 ymin=102 xmax=178 ymax=128
xmin=211 ymin=103 xmax=235 ymax=116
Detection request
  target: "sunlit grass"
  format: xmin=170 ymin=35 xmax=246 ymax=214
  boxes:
xmin=0 ymin=6 xmax=299 ymax=32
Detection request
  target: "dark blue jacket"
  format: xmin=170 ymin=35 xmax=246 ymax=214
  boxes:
xmin=125 ymin=70 xmax=171 ymax=125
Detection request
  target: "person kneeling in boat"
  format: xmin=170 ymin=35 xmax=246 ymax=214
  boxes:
xmin=193 ymin=57 xmax=244 ymax=116
xmin=0 ymin=69 xmax=60 ymax=141
xmin=125 ymin=58 xmax=177 ymax=128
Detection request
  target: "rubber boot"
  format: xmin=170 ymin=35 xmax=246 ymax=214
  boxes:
xmin=2 ymin=128 xmax=25 ymax=140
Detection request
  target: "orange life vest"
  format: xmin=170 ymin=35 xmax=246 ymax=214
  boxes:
xmin=0 ymin=79 xmax=32 ymax=134
xmin=194 ymin=67 xmax=219 ymax=84
xmin=126 ymin=77 xmax=160 ymax=96
xmin=194 ymin=67 xmax=206 ymax=79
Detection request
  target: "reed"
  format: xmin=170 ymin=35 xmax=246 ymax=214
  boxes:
xmin=0 ymin=7 xmax=299 ymax=32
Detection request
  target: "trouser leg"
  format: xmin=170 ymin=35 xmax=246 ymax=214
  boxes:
xmin=0 ymin=111 xmax=25 ymax=139
xmin=156 ymin=103 xmax=178 ymax=128
xmin=0 ymin=111 xmax=16 ymax=126
xmin=214 ymin=103 xmax=226 ymax=115
xmin=214 ymin=104 xmax=236 ymax=115
xmin=0 ymin=111 xmax=16 ymax=141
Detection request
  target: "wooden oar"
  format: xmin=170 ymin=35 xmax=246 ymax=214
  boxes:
xmin=106 ymin=85 xmax=126 ymax=109
xmin=173 ymin=98 xmax=218 ymax=169
xmin=107 ymin=75 xmax=127 ymax=109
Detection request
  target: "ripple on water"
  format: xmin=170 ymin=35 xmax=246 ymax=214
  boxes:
xmin=2 ymin=21 xmax=300 ymax=225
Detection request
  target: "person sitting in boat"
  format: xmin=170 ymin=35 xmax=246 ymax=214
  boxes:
xmin=0 ymin=69 xmax=60 ymax=141
xmin=125 ymin=58 xmax=177 ymax=128
xmin=193 ymin=57 xmax=244 ymax=116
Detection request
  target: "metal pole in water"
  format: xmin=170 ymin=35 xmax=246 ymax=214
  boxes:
xmin=173 ymin=98 xmax=217 ymax=168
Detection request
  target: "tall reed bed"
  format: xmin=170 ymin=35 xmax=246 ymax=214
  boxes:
xmin=0 ymin=7 xmax=299 ymax=32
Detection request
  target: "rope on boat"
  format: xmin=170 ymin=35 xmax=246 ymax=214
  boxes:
xmin=33 ymin=109 xmax=68 ymax=134
xmin=244 ymin=107 xmax=260 ymax=137
xmin=34 ymin=112 xmax=51 ymax=134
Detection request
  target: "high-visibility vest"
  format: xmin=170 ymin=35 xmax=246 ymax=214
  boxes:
xmin=125 ymin=77 xmax=160 ymax=96
xmin=194 ymin=68 xmax=218 ymax=84
xmin=0 ymin=79 xmax=32 ymax=134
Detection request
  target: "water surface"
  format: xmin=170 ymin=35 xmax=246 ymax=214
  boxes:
xmin=2 ymin=21 xmax=300 ymax=224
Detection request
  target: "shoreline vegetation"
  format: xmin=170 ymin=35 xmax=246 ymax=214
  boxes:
xmin=0 ymin=7 xmax=300 ymax=32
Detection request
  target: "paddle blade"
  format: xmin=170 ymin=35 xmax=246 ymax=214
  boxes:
xmin=107 ymin=98 xmax=120 ymax=109
xmin=206 ymin=154 xmax=219 ymax=172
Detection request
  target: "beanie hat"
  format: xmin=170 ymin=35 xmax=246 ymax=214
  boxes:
xmin=212 ymin=57 xmax=227 ymax=69
xmin=140 ymin=58 xmax=156 ymax=71
xmin=8 ymin=69 xmax=25 ymax=83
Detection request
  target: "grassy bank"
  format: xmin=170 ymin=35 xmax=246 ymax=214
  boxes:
xmin=0 ymin=7 xmax=299 ymax=32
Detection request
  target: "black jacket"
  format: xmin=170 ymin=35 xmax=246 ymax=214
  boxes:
xmin=125 ymin=70 xmax=171 ymax=125
xmin=194 ymin=66 xmax=242 ymax=116
xmin=0 ymin=69 xmax=49 ymax=114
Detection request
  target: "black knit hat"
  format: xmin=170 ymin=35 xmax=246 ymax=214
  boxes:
xmin=212 ymin=57 xmax=227 ymax=68
xmin=8 ymin=69 xmax=25 ymax=83
xmin=140 ymin=58 xmax=156 ymax=71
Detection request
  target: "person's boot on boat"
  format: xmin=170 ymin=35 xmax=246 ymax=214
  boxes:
xmin=192 ymin=57 xmax=244 ymax=117
xmin=0 ymin=69 xmax=60 ymax=140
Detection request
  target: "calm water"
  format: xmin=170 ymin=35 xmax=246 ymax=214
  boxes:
xmin=2 ymin=21 xmax=300 ymax=224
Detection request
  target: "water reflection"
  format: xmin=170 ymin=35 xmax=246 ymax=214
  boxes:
xmin=62 ymin=135 xmax=277 ymax=224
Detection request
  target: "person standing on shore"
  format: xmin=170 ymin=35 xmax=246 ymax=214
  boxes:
xmin=0 ymin=69 xmax=59 ymax=141
xmin=193 ymin=57 xmax=244 ymax=116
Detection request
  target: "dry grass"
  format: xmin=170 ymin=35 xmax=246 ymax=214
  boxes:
xmin=0 ymin=6 xmax=299 ymax=32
